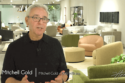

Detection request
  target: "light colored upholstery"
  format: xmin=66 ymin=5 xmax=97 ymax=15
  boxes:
xmin=46 ymin=26 xmax=57 ymax=37
xmin=0 ymin=35 xmax=2 ymax=42
xmin=101 ymin=31 xmax=121 ymax=44
xmin=13 ymin=27 xmax=28 ymax=40
xmin=63 ymin=47 xmax=85 ymax=62
xmin=93 ymin=42 xmax=123 ymax=65
xmin=2 ymin=26 xmax=9 ymax=30
xmin=84 ymin=25 xmax=97 ymax=33
xmin=66 ymin=26 xmax=84 ymax=34
xmin=78 ymin=35 xmax=104 ymax=56
xmin=62 ymin=29 xmax=69 ymax=35
xmin=11 ymin=25 xmax=20 ymax=31
xmin=0 ymin=35 xmax=2 ymax=39
xmin=95 ymin=26 xmax=121 ymax=43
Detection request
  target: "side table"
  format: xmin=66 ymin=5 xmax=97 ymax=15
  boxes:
xmin=104 ymin=35 xmax=115 ymax=44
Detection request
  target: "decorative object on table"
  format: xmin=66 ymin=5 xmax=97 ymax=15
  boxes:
xmin=73 ymin=13 xmax=77 ymax=19
xmin=111 ymin=54 xmax=125 ymax=63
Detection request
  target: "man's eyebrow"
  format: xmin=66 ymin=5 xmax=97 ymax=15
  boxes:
xmin=43 ymin=16 xmax=47 ymax=18
xmin=33 ymin=14 xmax=39 ymax=16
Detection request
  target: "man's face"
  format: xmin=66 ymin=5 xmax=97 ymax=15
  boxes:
xmin=25 ymin=7 xmax=48 ymax=36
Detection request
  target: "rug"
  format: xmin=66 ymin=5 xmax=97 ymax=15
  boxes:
xmin=2 ymin=43 xmax=10 ymax=52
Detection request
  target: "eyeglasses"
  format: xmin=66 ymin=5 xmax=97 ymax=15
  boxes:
xmin=27 ymin=16 xmax=50 ymax=23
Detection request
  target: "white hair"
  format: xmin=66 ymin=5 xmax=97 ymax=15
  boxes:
xmin=26 ymin=4 xmax=49 ymax=17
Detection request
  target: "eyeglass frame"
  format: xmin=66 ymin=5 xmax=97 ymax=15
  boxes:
xmin=27 ymin=16 xmax=50 ymax=23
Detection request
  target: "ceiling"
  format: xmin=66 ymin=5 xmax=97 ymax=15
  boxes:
xmin=0 ymin=0 xmax=64 ymax=4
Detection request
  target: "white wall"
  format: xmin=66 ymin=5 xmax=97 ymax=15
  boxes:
xmin=1 ymin=8 xmax=26 ymax=29
xmin=95 ymin=0 xmax=125 ymax=46
xmin=60 ymin=0 xmax=70 ymax=23
xmin=60 ymin=0 xmax=96 ymax=25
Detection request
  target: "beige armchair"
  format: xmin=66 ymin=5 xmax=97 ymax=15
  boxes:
xmin=78 ymin=35 xmax=103 ymax=56
xmin=46 ymin=26 xmax=57 ymax=37
xmin=93 ymin=42 xmax=123 ymax=65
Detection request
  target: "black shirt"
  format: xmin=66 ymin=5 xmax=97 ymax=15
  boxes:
xmin=1 ymin=32 xmax=69 ymax=83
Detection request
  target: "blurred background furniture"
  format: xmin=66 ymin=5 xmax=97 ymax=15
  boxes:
xmin=57 ymin=23 xmax=70 ymax=34
xmin=93 ymin=42 xmax=123 ymax=65
xmin=70 ymin=6 xmax=83 ymax=26
xmin=61 ymin=34 xmax=79 ymax=47
xmin=104 ymin=35 xmax=115 ymax=44
xmin=11 ymin=24 xmax=21 ymax=31
xmin=57 ymin=25 xmax=65 ymax=34
xmin=71 ymin=63 xmax=125 ymax=83
xmin=1 ymin=26 xmax=9 ymax=30
xmin=0 ymin=35 xmax=2 ymax=42
xmin=46 ymin=26 xmax=57 ymax=37
xmin=65 ymin=26 xmax=84 ymax=35
xmin=0 ymin=30 xmax=13 ymax=41
xmin=101 ymin=31 xmax=121 ymax=44
xmin=11 ymin=24 xmax=28 ymax=40
xmin=62 ymin=29 xmax=69 ymax=35
xmin=63 ymin=47 xmax=85 ymax=62
xmin=78 ymin=35 xmax=103 ymax=56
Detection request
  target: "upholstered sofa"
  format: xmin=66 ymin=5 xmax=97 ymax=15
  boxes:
xmin=64 ymin=26 xmax=85 ymax=36
xmin=70 ymin=63 xmax=125 ymax=83
xmin=78 ymin=35 xmax=103 ymax=56
xmin=95 ymin=25 xmax=121 ymax=43
xmin=84 ymin=25 xmax=121 ymax=44
xmin=93 ymin=42 xmax=123 ymax=65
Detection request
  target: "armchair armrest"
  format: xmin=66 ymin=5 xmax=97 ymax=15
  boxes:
xmin=72 ymin=70 xmax=89 ymax=83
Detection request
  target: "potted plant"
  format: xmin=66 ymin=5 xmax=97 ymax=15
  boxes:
xmin=73 ymin=13 xmax=77 ymax=19
xmin=111 ymin=54 xmax=125 ymax=63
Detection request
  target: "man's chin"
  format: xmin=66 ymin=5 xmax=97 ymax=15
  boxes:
xmin=37 ymin=33 xmax=43 ymax=36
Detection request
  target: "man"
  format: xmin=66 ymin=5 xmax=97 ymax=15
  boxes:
xmin=1 ymin=4 xmax=69 ymax=83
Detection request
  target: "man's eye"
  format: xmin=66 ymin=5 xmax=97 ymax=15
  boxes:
xmin=43 ymin=18 xmax=47 ymax=20
xmin=34 ymin=17 xmax=39 ymax=19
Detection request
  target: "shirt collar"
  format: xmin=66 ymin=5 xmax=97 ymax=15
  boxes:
xmin=23 ymin=32 xmax=49 ymax=43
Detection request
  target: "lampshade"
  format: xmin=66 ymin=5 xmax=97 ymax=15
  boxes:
xmin=2 ymin=23 xmax=5 ymax=27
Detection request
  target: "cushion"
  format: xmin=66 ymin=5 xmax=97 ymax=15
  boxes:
xmin=0 ymin=35 xmax=2 ymax=39
xmin=79 ymin=44 xmax=96 ymax=51
xmin=84 ymin=25 xmax=97 ymax=33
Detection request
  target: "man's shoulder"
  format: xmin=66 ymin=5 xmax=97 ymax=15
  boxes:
xmin=10 ymin=36 xmax=25 ymax=46
xmin=44 ymin=34 xmax=59 ymax=43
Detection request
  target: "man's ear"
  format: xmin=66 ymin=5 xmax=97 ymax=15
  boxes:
xmin=25 ymin=17 xmax=29 ymax=27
